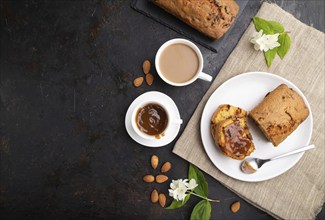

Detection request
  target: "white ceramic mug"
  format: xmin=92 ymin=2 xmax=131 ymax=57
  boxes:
xmin=155 ymin=38 xmax=212 ymax=86
xmin=131 ymin=101 xmax=183 ymax=140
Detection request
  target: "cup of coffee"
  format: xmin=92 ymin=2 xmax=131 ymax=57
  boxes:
xmin=155 ymin=38 xmax=212 ymax=86
xmin=131 ymin=101 xmax=182 ymax=140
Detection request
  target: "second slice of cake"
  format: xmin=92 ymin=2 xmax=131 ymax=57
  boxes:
xmin=249 ymin=84 xmax=310 ymax=146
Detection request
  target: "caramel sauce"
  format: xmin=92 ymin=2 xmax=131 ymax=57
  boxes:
xmin=136 ymin=103 xmax=168 ymax=137
xmin=241 ymin=161 xmax=257 ymax=174
xmin=224 ymin=121 xmax=252 ymax=157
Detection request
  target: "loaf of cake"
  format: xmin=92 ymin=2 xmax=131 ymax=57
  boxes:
xmin=249 ymin=84 xmax=310 ymax=146
xmin=211 ymin=104 xmax=255 ymax=160
xmin=151 ymin=0 xmax=240 ymax=40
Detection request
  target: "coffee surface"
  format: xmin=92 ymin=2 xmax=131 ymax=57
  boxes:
xmin=136 ymin=103 xmax=168 ymax=137
xmin=159 ymin=44 xmax=199 ymax=83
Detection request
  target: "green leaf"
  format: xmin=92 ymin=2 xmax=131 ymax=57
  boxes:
xmin=190 ymin=200 xmax=211 ymax=220
xmin=252 ymin=17 xmax=284 ymax=34
xmin=267 ymin=20 xmax=284 ymax=33
xmin=253 ymin=17 xmax=273 ymax=34
xmin=264 ymin=48 xmax=277 ymax=68
xmin=165 ymin=194 xmax=190 ymax=209
xmin=188 ymin=164 xmax=208 ymax=197
xmin=277 ymin=33 xmax=291 ymax=59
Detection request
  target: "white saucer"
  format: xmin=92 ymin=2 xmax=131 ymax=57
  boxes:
xmin=125 ymin=91 xmax=182 ymax=147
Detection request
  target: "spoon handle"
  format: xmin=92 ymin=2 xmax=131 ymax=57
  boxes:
xmin=271 ymin=144 xmax=315 ymax=161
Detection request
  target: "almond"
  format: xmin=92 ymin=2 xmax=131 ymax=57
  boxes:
xmin=142 ymin=60 xmax=150 ymax=74
xmin=146 ymin=73 xmax=154 ymax=86
xmin=231 ymin=201 xmax=240 ymax=213
xmin=156 ymin=174 xmax=168 ymax=183
xmin=143 ymin=175 xmax=155 ymax=183
xmin=151 ymin=155 xmax=159 ymax=169
xmin=133 ymin=76 xmax=144 ymax=87
xmin=161 ymin=162 xmax=171 ymax=173
xmin=158 ymin=193 xmax=166 ymax=207
xmin=151 ymin=189 xmax=159 ymax=203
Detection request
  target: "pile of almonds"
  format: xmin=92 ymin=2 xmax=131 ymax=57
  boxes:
xmin=133 ymin=60 xmax=154 ymax=87
xmin=143 ymin=155 xmax=171 ymax=207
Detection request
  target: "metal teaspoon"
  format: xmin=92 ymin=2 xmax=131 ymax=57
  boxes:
xmin=241 ymin=144 xmax=315 ymax=174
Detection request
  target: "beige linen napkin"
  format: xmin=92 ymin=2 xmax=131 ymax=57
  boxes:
xmin=173 ymin=2 xmax=324 ymax=220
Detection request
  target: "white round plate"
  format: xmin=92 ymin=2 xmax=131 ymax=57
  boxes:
xmin=125 ymin=91 xmax=181 ymax=147
xmin=200 ymin=72 xmax=313 ymax=182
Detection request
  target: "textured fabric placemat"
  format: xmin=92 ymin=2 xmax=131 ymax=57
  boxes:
xmin=131 ymin=0 xmax=249 ymax=53
xmin=173 ymin=2 xmax=324 ymax=220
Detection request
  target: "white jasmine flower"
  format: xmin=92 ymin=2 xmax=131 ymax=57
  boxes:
xmin=251 ymin=29 xmax=281 ymax=52
xmin=251 ymin=30 xmax=263 ymax=49
xmin=169 ymin=179 xmax=187 ymax=190
xmin=168 ymin=184 xmax=187 ymax=201
xmin=177 ymin=185 xmax=188 ymax=201
xmin=264 ymin=33 xmax=281 ymax=50
xmin=168 ymin=179 xmax=199 ymax=201
xmin=185 ymin=179 xmax=198 ymax=190
xmin=168 ymin=179 xmax=190 ymax=201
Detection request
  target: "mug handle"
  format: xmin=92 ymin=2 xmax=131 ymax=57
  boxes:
xmin=198 ymin=72 xmax=213 ymax=82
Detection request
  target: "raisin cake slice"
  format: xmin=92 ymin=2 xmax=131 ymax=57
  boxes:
xmin=249 ymin=84 xmax=310 ymax=146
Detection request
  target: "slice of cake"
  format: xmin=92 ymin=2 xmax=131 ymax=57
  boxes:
xmin=211 ymin=104 xmax=247 ymax=125
xmin=211 ymin=104 xmax=255 ymax=160
xmin=249 ymin=84 xmax=310 ymax=146
xmin=217 ymin=118 xmax=255 ymax=160
xmin=211 ymin=104 xmax=247 ymax=140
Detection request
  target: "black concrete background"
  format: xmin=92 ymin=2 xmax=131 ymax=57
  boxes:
xmin=0 ymin=0 xmax=324 ymax=219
